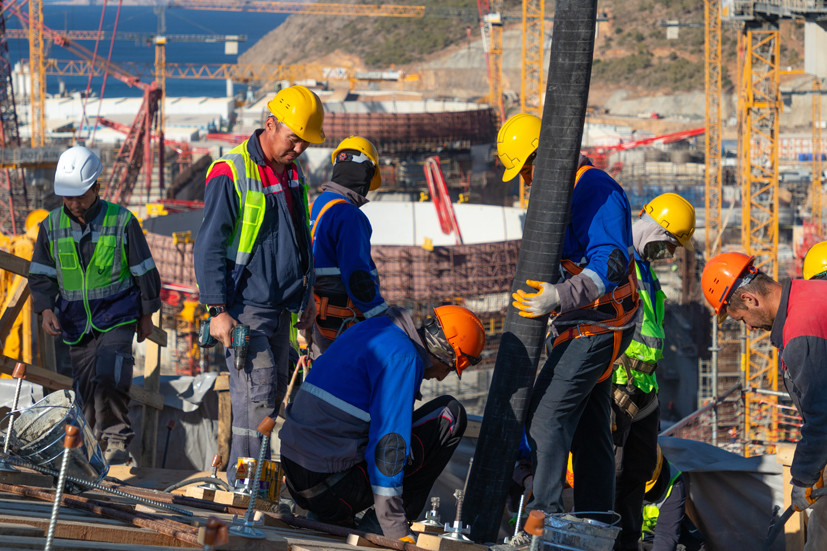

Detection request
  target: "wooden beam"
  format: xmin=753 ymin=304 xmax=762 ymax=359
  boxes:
xmin=0 ymin=515 xmax=194 ymax=548
xmin=0 ymin=249 xmax=30 ymax=277
xmin=0 ymin=278 xmax=30 ymax=343
xmin=0 ymin=356 xmax=164 ymax=410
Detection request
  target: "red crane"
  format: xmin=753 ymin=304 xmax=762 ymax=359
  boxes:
xmin=423 ymin=156 xmax=463 ymax=245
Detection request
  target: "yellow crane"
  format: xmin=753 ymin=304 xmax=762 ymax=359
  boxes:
xmin=520 ymin=0 xmax=544 ymax=118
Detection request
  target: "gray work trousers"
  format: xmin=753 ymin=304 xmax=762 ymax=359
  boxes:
xmin=527 ymin=326 xmax=635 ymax=515
xmin=226 ymin=305 xmax=290 ymax=482
xmin=69 ymin=325 xmax=136 ymax=446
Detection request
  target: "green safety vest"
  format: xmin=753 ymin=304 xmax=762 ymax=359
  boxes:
xmin=613 ymin=259 xmax=665 ymax=393
xmin=48 ymin=201 xmax=139 ymax=345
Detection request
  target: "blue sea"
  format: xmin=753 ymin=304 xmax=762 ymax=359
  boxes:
xmin=4 ymin=4 xmax=288 ymax=97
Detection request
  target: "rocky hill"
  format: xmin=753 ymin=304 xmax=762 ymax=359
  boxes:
xmin=239 ymin=0 xmax=806 ymax=108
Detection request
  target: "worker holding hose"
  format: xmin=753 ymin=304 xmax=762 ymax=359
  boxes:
xmin=308 ymin=136 xmax=388 ymax=358
xmin=499 ymin=113 xmax=639 ymax=520
xmin=702 ymin=252 xmax=827 ymax=547
xmin=28 ymin=145 xmax=161 ymax=466
xmin=194 ymin=85 xmax=321 ymax=481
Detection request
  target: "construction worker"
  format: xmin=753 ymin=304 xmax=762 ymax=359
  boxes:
xmin=194 ymin=84 xmax=322 ymax=480
xmin=701 ymin=252 xmax=827 ymax=519
xmin=308 ymin=136 xmax=387 ymax=358
xmin=28 ymin=145 xmax=161 ymax=465
xmin=803 ymin=240 xmax=827 ymax=281
xmin=279 ymin=305 xmax=486 ymax=541
xmin=612 ymin=193 xmax=696 ymax=551
xmin=503 ymin=113 xmax=639 ymax=516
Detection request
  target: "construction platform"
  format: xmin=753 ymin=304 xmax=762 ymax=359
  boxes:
xmin=0 ymin=464 xmax=485 ymax=551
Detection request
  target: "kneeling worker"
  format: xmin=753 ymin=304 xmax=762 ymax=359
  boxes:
xmin=279 ymin=305 xmax=486 ymax=541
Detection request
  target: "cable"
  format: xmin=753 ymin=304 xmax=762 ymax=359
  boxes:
xmin=163 ymin=476 xmax=232 ymax=493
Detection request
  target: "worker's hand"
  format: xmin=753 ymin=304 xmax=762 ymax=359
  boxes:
xmin=294 ymin=296 xmax=317 ymax=331
xmin=512 ymin=280 xmax=560 ymax=318
xmin=792 ymin=484 xmax=820 ymax=511
xmin=136 ymin=314 xmax=153 ymax=343
xmin=209 ymin=312 xmax=237 ymax=349
xmin=41 ymin=309 xmax=61 ymax=336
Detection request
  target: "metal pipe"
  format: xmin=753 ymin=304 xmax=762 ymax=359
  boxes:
xmin=45 ymin=425 xmax=77 ymax=551
xmin=660 ymin=383 xmax=742 ymax=437
xmin=1 ymin=363 xmax=27 ymax=471
xmin=711 ymin=316 xmax=719 ymax=447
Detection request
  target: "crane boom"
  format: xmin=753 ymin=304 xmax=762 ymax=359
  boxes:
xmin=167 ymin=0 xmax=425 ymax=17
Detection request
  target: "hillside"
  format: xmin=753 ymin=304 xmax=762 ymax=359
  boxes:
xmin=239 ymin=0 xmax=806 ymax=102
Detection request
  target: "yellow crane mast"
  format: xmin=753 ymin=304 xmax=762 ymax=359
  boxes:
xmin=520 ymin=0 xmax=544 ymax=117
xmin=813 ymin=78 xmax=823 ymax=234
xmin=704 ymin=0 xmax=722 ymax=258
xmin=27 ymin=0 xmax=44 ymax=147
xmin=738 ymin=26 xmax=781 ymax=456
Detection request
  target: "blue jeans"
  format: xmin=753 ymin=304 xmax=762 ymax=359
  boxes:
xmin=527 ymin=327 xmax=634 ymax=514
xmin=226 ymin=305 xmax=291 ymax=481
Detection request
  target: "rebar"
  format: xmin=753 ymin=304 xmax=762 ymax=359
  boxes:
xmin=3 ymin=455 xmax=193 ymax=516
xmin=44 ymin=443 xmax=72 ymax=551
xmin=2 ymin=375 xmax=23 ymax=456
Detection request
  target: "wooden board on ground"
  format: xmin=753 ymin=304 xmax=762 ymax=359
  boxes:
xmin=197 ymin=526 xmax=288 ymax=551
xmin=411 ymin=522 xmax=445 ymax=535
xmin=346 ymin=534 xmax=382 ymax=548
xmin=416 ymin=533 xmax=488 ymax=551
xmin=0 ymin=514 xmax=189 ymax=548
xmin=0 ymin=469 xmax=53 ymax=488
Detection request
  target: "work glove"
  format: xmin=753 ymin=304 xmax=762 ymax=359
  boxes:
xmin=792 ymin=484 xmax=820 ymax=512
xmin=512 ymin=280 xmax=560 ymax=318
xmin=398 ymin=536 xmax=416 ymax=543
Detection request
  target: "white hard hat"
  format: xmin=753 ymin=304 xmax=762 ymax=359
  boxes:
xmin=54 ymin=146 xmax=103 ymax=197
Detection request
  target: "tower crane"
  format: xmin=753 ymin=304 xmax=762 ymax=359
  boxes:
xmin=520 ymin=0 xmax=544 ymax=117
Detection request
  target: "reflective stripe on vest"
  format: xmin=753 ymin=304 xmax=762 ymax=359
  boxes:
xmin=48 ymin=201 xmax=136 ymax=344
xmin=207 ymin=140 xmax=302 ymax=267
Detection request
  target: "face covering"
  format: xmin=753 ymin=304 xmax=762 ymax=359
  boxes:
xmin=643 ymin=241 xmax=674 ymax=261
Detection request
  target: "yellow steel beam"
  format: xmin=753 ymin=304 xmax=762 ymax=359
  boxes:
xmin=520 ymin=0 xmax=544 ymax=118
xmin=28 ymin=0 xmax=44 ymax=147
xmin=167 ymin=0 xmax=425 ymax=17
xmin=813 ymin=78 xmax=823 ymax=234
xmin=704 ymin=0 xmax=723 ymax=258
xmin=739 ymin=27 xmax=780 ymax=456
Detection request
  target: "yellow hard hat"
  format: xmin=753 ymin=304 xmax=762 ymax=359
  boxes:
xmin=25 ymin=209 xmax=48 ymax=232
xmin=803 ymin=241 xmax=827 ymax=280
xmin=267 ymin=85 xmax=325 ymax=144
xmin=332 ymin=136 xmax=382 ymax=191
xmin=497 ymin=113 xmax=541 ymax=182
xmin=642 ymin=193 xmax=696 ymax=251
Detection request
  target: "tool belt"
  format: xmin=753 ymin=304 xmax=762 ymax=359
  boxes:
xmin=551 ymin=259 xmax=640 ymax=383
xmin=314 ymin=293 xmax=364 ymax=341
xmin=613 ymin=383 xmax=658 ymax=420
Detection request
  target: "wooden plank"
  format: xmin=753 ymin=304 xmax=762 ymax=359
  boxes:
xmin=0 ymin=469 xmax=53 ymax=488
xmin=411 ymin=522 xmax=445 ymax=535
xmin=415 ymin=533 xmax=488 ymax=551
xmin=0 ymin=522 xmax=41 ymax=537
xmin=0 ymin=355 xmax=164 ymax=410
xmin=215 ymin=372 xmax=230 ymax=391
xmin=0 ymin=514 xmax=192 ymax=548
xmin=0 ymin=249 xmax=31 ymax=277
xmin=777 ymin=443 xmax=806 ymax=551
xmin=0 ymin=534 xmax=189 ymax=550
xmin=346 ymin=534 xmax=382 ymax=548
xmin=0 ymin=277 xmax=30 ymax=343
xmin=196 ymin=525 xmax=289 ymax=551
xmin=217 ymin=385 xmax=232 ymax=469
xmin=142 ymin=310 xmax=163 ymax=467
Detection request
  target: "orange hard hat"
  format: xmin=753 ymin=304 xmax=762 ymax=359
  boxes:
xmin=701 ymin=252 xmax=756 ymax=324
xmin=425 ymin=305 xmax=486 ymax=376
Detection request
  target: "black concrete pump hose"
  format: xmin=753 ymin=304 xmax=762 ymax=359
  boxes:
xmin=464 ymin=0 xmax=599 ymax=544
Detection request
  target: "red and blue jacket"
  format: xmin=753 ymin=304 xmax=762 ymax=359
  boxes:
xmin=771 ymin=278 xmax=827 ymax=487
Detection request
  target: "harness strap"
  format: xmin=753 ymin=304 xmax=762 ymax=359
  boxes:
xmin=314 ymin=293 xmax=364 ymax=341
xmin=310 ymin=198 xmax=348 ymax=242
xmin=286 ymin=469 xmax=350 ymax=500
xmin=552 ymin=261 xmax=640 ymax=383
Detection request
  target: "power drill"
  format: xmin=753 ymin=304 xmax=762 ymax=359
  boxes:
xmin=198 ymin=319 xmax=250 ymax=370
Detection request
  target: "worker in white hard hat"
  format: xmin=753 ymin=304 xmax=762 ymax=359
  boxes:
xmin=28 ymin=145 xmax=161 ymax=465
xmin=194 ymin=85 xmax=323 ymax=481
xmin=307 ymin=136 xmax=388 ymax=358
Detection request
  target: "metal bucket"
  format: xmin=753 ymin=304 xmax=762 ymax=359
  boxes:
xmin=543 ymin=511 xmax=621 ymax=551
xmin=8 ymin=389 xmax=108 ymax=483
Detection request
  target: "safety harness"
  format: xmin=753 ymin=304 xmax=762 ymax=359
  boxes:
xmin=550 ymin=166 xmax=640 ymax=383
xmin=310 ymin=197 xmax=365 ymax=340
xmin=612 ymin=354 xmax=658 ymax=418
